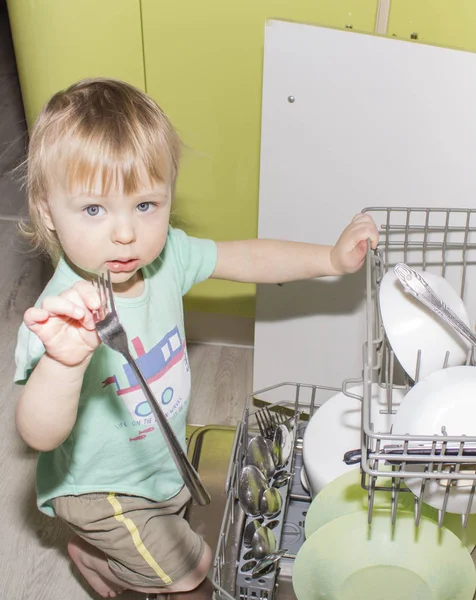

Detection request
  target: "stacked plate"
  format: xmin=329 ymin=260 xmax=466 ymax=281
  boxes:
xmin=379 ymin=268 xmax=471 ymax=381
xmin=297 ymin=267 xmax=476 ymax=599
xmin=302 ymin=382 xmax=404 ymax=496
xmin=293 ymin=469 xmax=476 ymax=600
xmin=380 ymin=267 xmax=476 ymax=514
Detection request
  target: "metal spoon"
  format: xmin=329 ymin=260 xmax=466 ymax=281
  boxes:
xmin=247 ymin=435 xmax=276 ymax=478
xmin=251 ymin=548 xmax=289 ymax=578
xmin=264 ymin=438 xmax=275 ymax=458
xmin=272 ymin=470 xmax=294 ymax=488
xmin=238 ymin=465 xmax=267 ymax=516
xmin=251 ymin=525 xmax=276 ymax=559
xmin=243 ymin=518 xmax=264 ymax=547
xmin=278 ymin=411 xmax=301 ymax=434
xmin=259 ymin=486 xmax=282 ymax=518
xmin=272 ymin=424 xmax=293 ymax=469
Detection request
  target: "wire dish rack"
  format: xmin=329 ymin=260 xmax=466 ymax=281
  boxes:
xmin=354 ymin=206 xmax=476 ymax=526
xmin=212 ymin=382 xmax=338 ymax=600
xmin=211 ymin=206 xmax=476 ymax=600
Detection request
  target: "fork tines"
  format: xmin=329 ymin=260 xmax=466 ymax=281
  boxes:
xmin=95 ymin=271 xmax=115 ymax=320
xmin=255 ymin=406 xmax=276 ymax=439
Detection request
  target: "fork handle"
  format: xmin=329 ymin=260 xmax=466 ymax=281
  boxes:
xmin=123 ymin=351 xmax=211 ymax=506
xmin=394 ymin=263 xmax=476 ymax=347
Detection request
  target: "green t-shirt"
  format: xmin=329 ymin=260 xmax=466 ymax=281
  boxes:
xmin=14 ymin=227 xmax=217 ymax=516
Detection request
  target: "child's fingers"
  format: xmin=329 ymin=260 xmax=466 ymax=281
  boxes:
xmin=352 ymin=212 xmax=371 ymax=223
xmin=349 ymin=219 xmax=379 ymax=250
xmin=60 ymin=285 xmax=99 ymax=330
xmin=355 ymin=239 xmax=368 ymax=258
xmin=27 ymin=284 xmax=100 ymax=334
xmin=23 ymin=306 xmax=51 ymax=328
xmin=71 ymin=281 xmax=101 ymax=312
xmin=351 ymin=212 xmax=378 ymax=229
xmin=356 ymin=226 xmax=379 ymax=249
xmin=40 ymin=295 xmax=87 ymax=320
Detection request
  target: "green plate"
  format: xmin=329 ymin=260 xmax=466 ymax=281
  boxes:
xmin=294 ymin=511 xmax=476 ymax=600
xmin=304 ymin=468 xmax=476 ymax=552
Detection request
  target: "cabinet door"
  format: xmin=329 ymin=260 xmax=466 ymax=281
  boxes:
xmin=388 ymin=0 xmax=476 ymax=51
xmin=141 ymin=0 xmax=378 ymax=318
xmin=7 ymin=0 xmax=145 ymax=127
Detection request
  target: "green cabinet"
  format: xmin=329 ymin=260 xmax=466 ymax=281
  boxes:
xmin=6 ymin=0 xmax=145 ymax=128
xmin=388 ymin=0 xmax=476 ymax=52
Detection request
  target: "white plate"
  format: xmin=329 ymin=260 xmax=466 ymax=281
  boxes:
xmin=379 ymin=269 xmax=470 ymax=380
xmin=303 ymin=384 xmax=404 ymax=496
xmin=393 ymin=366 xmax=476 ymax=513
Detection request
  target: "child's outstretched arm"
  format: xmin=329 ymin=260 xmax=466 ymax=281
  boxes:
xmin=211 ymin=213 xmax=378 ymax=283
xmin=15 ymin=281 xmax=101 ymax=452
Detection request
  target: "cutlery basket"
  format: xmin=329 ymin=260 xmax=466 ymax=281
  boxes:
xmin=212 ymin=382 xmax=338 ymax=600
xmin=358 ymin=206 xmax=476 ymax=525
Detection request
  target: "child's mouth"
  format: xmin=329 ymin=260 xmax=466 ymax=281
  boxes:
xmin=106 ymin=259 xmax=139 ymax=273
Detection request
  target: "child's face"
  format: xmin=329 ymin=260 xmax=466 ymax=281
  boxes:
xmin=43 ymin=175 xmax=172 ymax=293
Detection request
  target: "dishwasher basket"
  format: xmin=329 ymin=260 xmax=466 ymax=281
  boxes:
xmin=211 ymin=206 xmax=476 ymax=600
xmin=212 ymin=382 xmax=339 ymax=600
xmin=357 ymin=206 xmax=476 ymax=526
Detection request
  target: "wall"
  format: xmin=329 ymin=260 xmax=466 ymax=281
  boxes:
xmin=142 ymin=1 xmax=379 ymax=317
xmin=6 ymin=0 xmax=145 ymax=127
xmin=7 ymin=0 xmax=476 ymax=318
xmin=388 ymin=0 xmax=476 ymax=52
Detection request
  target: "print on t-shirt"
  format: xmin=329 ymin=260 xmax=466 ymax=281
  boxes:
xmin=101 ymin=326 xmax=191 ymax=439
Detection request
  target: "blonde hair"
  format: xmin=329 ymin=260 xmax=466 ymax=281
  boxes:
xmin=23 ymin=77 xmax=181 ymax=263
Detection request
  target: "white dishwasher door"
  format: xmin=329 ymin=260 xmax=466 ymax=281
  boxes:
xmin=254 ymin=20 xmax=476 ymax=399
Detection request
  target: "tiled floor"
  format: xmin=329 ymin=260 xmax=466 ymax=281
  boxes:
xmin=0 ymin=6 xmax=252 ymax=598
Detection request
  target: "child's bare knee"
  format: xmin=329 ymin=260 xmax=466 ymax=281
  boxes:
xmin=168 ymin=542 xmax=212 ymax=593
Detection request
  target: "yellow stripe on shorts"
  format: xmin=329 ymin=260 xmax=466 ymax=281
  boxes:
xmin=107 ymin=493 xmax=172 ymax=585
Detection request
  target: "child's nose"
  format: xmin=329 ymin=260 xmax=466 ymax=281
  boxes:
xmin=111 ymin=218 xmax=136 ymax=244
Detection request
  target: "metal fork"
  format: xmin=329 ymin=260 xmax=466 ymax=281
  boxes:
xmin=255 ymin=406 xmax=276 ymax=439
xmin=93 ymin=271 xmax=211 ymax=506
xmin=255 ymin=406 xmax=296 ymax=440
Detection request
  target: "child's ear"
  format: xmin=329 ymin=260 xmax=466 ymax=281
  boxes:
xmin=39 ymin=200 xmax=55 ymax=231
xmin=40 ymin=202 xmax=56 ymax=231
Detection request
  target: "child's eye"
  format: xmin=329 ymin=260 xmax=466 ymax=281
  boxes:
xmin=85 ymin=205 xmax=104 ymax=217
xmin=137 ymin=202 xmax=152 ymax=212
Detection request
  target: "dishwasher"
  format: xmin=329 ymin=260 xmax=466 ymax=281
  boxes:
xmin=209 ymin=207 xmax=476 ymax=599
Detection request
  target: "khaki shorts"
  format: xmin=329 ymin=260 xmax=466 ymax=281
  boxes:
xmin=52 ymin=486 xmax=204 ymax=589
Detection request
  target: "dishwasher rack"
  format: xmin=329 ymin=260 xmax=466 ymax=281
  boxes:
xmin=211 ymin=207 xmax=476 ymax=600
xmin=357 ymin=206 xmax=476 ymax=526
xmin=212 ymin=382 xmax=338 ymax=600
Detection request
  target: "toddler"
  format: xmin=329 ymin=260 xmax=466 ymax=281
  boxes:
xmin=14 ymin=78 xmax=378 ymax=598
